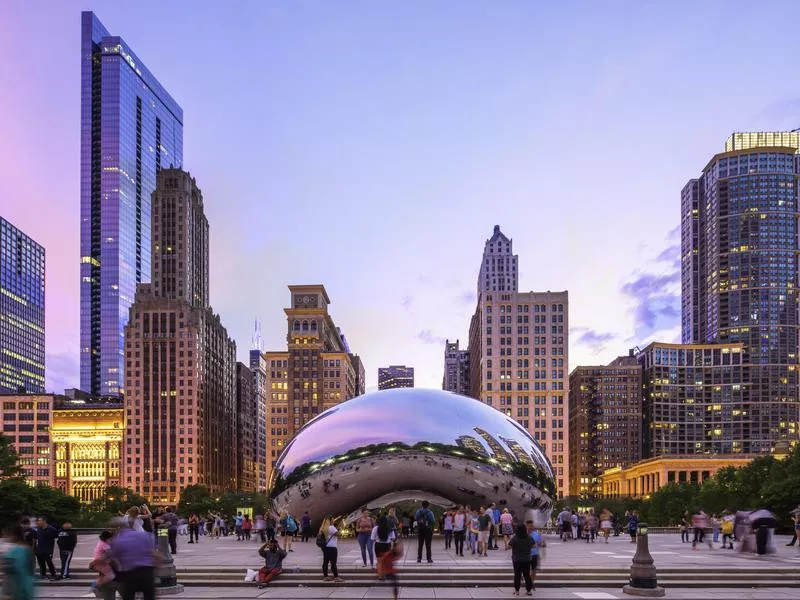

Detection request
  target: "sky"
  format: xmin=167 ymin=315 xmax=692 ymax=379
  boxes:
xmin=2 ymin=1 xmax=800 ymax=393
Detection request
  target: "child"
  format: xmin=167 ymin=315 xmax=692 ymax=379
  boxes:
xmin=378 ymin=539 xmax=403 ymax=600
xmin=88 ymin=530 xmax=116 ymax=600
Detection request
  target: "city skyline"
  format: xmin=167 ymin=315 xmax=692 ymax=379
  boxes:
xmin=5 ymin=2 xmax=800 ymax=392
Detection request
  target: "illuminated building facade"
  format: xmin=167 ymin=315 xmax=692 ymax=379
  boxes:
xmin=568 ymin=354 xmax=642 ymax=498
xmin=264 ymin=285 xmax=363 ymax=484
xmin=52 ymin=399 xmax=124 ymax=502
xmin=0 ymin=217 xmax=45 ymax=394
xmin=681 ymin=132 xmax=800 ymax=450
xmin=378 ymin=365 xmax=414 ymax=390
xmin=123 ymin=170 xmax=236 ymax=504
xmin=468 ymin=286 xmax=569 ymax=497
xmin=600 ymin=455 xmax=757 ymax=499
xmin=80 ymin=11 xmax=183 ymax=397
xmin=637 ymin=342 xmax=752 ymax=456
xmin=0 ymin=394 xmax=53 ymax=485
xmin=236 ymin=362 xmax=257 ymax=492
xmin=250 ymin=347 xmax=268 ymax=492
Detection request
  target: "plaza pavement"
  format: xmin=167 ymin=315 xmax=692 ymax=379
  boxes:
xmin=28 ymin=531 xmax=800 ymax=599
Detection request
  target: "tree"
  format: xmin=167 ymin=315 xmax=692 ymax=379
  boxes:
xmin=0 ymin=433 xmax=23 ymax=479
xmin=179 ymin=484 xmax=215 ymax=516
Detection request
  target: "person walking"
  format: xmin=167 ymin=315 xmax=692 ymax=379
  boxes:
xmin=721 ymin=510 xmax=735 ymax=549
xmin=88 ymin=530 xmax=117 ymax=600
xmin=254 ymin=513 xmax=266 ymax=543
xmin=372 ymin=515 xmax=396 ymax=580
xmin=109 ymin=517 xmax=158 ymax=600
xmin=256 ymin=538 xmax=286 ymax=588
xmin=34 ymin=516 xmax=58 ymax=580
xmin=691 ymin=509 xmax=713 ymax=550
xmin=159 ymin=507 xmax=180 ymax=554
xmin=414 ymin=500 xmax=436 ymax=563
xmin=355 ymin=508 xmax=376 ymax=568
xmin=453 ymin=506 xmax=466 ymax=556
xmin=785 ymin=509 xmax=800 ymax=546
xmin=627 ymin=510 xmax=639 ymax=543
xmin=56 ymin=519 xmax=77 ymax=579
xmin=711 ymin=514 xmax=721 ymax=544
xmin=279 ymin=511 xmax=297 ymax=553
xmin=509 ymin=524 xmax=534 ymax=596
xmin=2 ymin=525 xmax=36 ymax=600
xmin=318 ymin=517 xmax=344 ymax=583
xmin=680 ymin=512 xmax=690 ymax=543
xmin=301 ymin=512 xmax=312 ymax=543
xmin=443 ymin=511 xmax=453 ymax=550
xmin=500 ymin=508 xmax=514 ymax=549
xmin=600 ymin=510 xmax=613 ymax=543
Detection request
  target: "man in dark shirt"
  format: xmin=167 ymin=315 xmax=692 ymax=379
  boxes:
xmin=414 ymin=501 xmax=435 ymax=563
xmin=35 ymin=517 xmax=59 ymax=579
xmin=56 ymin=520 xmax=78 ymax=579
xmin=158 ymin=508 xmax=179 ymax=554
xmin=257 ymin=539 xmax=287 ymax=588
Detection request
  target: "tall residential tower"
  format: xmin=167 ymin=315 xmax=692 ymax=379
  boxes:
xmin=80 ymin=11 xmax=183 ymax=396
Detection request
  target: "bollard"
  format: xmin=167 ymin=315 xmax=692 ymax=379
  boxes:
xmin=155 ymin=527 xmax=184 ymax=594
xmin=622 ymin=523 xmax=665 ymax=597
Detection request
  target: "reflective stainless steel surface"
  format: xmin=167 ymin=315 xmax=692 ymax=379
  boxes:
xmin=269 ymin=388 xmax=556 ymax=525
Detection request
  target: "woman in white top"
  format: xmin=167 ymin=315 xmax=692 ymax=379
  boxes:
xmin=319 ymin=517 xmax=343 ymax=582
xmin=452 ymin=506 xmax=467 ymax=556
xmin=371 ymin=516 xmax=397 ymax=580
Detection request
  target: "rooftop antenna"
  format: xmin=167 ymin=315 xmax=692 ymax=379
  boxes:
xmin=252 ymin=319 xmax=263 ymax=351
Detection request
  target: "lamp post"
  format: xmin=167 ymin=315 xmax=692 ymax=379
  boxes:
xmin=622 ymin=523 xmax=665 ymax=597
xmin=155 ymin=527 xmax=184 ymax=594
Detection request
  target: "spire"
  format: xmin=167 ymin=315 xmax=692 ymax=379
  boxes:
xmin=252 ymin=318 xmax=263 ymax=351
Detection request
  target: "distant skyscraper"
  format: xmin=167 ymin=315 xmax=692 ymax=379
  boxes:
xmin=236 ymin=362 xmax=257 ymax=492
xmin=568 ymin=354 xmax=642 ymax=497
xmin=123 ymin=170 xmax=236 ymax=504
xmin=80 ymin=11 xmax=183 ymax=397
xmin=681 ymin=132 xmax=800 ymax=450
xmin=442 ymin=340 xmax=469 ymax=395
xmin=467 ymin=225 xmax=569 ymax=496
xmin=250 ymin=343 xmax=268 ymax=492
xmin=0 ymin=217 xmax=45 ymax=394
xmin=263 ymin=285 xmax=364 ymax=484
xmin=378 ymin=365 xmax=414 ymax=390
xmin=477 ymin=225 xmax=518 ymax=296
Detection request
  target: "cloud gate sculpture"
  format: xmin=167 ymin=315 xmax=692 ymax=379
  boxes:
xmin=269 ymin=388 xmax=556 ymax=526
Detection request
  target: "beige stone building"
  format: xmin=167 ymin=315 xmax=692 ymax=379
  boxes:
xmin=265 ymin=285 xmax=364 ymax=485
xmin=123 ymin=169 xmax=237 ymax=505
xmin=466 ymin=226 xmax=570 ymax=497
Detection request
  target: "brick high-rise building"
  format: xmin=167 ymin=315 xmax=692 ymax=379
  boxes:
xmin=123 ymin=169 xmax=236 ymax=504
xmin=477 ymin=225 xmax=518 ymax=296
xmin=236 ymin=362 xmax=257 ymax=492
xmin=681 ymin=132 xmax=800 ymax=450
xmin=264 ymin=285 xmax=363 ymax=484
xmin=0 ymin=217 xmax=45 ymax=394
xmin=443 ymin=339 xmax=469 ymax=395
xmin=468 ymin=288 xmax=569 ymax=495
xmin=378 ymin=365 xmax=414 ymax=390
xmin=568 ymin=354 xmax=642 ymax=498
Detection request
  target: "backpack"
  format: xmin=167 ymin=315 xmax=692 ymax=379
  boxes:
xmin=416 ymin=509 xmax=432 ymax=529
xmin=316 ymin=532 xmax=329 ymax=549
xmin=721 ymin=519 xmax=733 ymax=535
xmin=287 ymin=516 xmax=298 ymax=533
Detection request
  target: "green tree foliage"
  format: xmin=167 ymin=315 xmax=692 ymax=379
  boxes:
xmin=178 ymin=484 xmax=215 ymax=516
xmin=0 ymin=478 xmax=82 ymax=530
xmin=0 ymin=433 xmax=23 ymax=478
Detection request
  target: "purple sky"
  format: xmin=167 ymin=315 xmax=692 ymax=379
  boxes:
xmin=2 ymin=1 xmax=800 ymax=392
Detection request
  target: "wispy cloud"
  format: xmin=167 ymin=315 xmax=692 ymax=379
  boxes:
xmin=401 ymin=295 xmax=413 ymax=310
xmin=416 ymin=329 xmax=447 ymax=345
xmin=456 ymin=290 xmax=476 ymax=306
xmin=655 ymin=244 xmax=680 ymax=267
xmin=620 ymin=271 xmax=681 ymax=333
xmin=575 ymin=329 xmax=615 ymax=353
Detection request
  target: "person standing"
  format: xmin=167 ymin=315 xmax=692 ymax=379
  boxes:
xmin=318 ymin=517 xmax=344 ymax=583
xmin=500 ymin=508 xmax=514 ymax=549
xmin=2 ymin=525 xmax=36 ymax=600
xmin=491 ymin=503 xmax=501 ymax=549
xmin=265 ymin=514 xmax=276 ymax=542
xmin=234 ymin=512 xmax=244 ymax=541
xmin=509 ymin=524 xmax=534 ymax=596
xmin=600 ymin=510 xmax=613 ymax=543
xmin=56 ymin=520 xmax=77 ymax=579
xmin=442 ymin=511 xmax=453 ymax=550
xmin=627 ymin=510 xmax=639 ymax=543
xmin=680 ymin=512 xmax=690 ymax=543
xmin=34 ymin=517 xmax=58 ymax=580
xmin=159 ymin=507 xmax=180 ymax=554
xmin=301 ymin=512 xmax=312 ymax=543
xmin=785 ymin=509 xmax=800 ymax=546
xmin=355 ymin=508 xmax=376 ymax=568
xmin=371 ymin=515 xmax=396 ymax=581
xmin=108 ymin=517 xmax=157 ymax=600
xmin=721 ymin=510 xmax=735 ymax=549
xmin=452 ymin=506 xmax=466 ymax=556
xmin=526 ymin=520 xmax=545 ymax=590
xmin=387 ymin=508 xmax=399 ymax=539
xmin=414 ymin=501 xmax=435 ymax=563
xmin=478 ymin=506 xmax=492 ymax=557
xmin=254 ymin=513 xmax=266 ymax=543
xmin=468 ymin=508 xmax=480 ymax=555
xmin=243 ymin=515 xmax=253 ymax=541
xmin=188 ymin=513 xmax=199 ymax=544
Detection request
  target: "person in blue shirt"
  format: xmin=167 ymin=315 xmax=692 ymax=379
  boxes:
xmin=525 ymin=519 xmax=545 ymax=591
xmin=414 ymin=501 xmax=436 ymax=563
xmin=2 ymin=525 xmax=35 ymax=600
xmin=491 ymin=503 xmax=501 ymax=550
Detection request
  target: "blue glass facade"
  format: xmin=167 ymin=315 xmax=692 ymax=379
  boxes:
xmin=0 ymin=217 xmax=45 ymax=393
xmin=80 ymin=12 xmax=183 ymax=396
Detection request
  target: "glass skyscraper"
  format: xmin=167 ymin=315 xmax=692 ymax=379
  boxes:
xmin=0 ymin=217 xmax=45 ymax=393
xmin=681 ymin=133 xmax=800 ymax=451
xmin=80 ymin=12 xmax=183 ymax=396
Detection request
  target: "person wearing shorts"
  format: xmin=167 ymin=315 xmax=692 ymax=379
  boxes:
xmin=526 ymin=520 xmax=545 ymax=590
